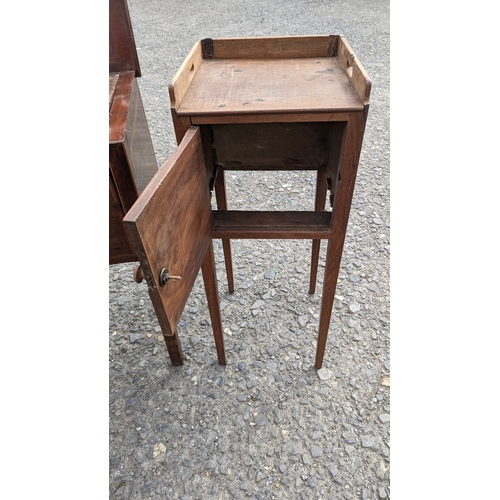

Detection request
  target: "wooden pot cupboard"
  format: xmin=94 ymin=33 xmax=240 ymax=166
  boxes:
xmin=110 ymin=2 xmax=371 ymax=369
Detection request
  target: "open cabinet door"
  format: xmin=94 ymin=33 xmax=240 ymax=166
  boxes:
xmin=123 ymin=127 xmax=225 ymax=365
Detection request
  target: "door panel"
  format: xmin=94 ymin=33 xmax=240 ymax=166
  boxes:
xmin=123 ymin=127 xmax=213 ymax=336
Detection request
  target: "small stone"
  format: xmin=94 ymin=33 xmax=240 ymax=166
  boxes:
xmin=264 ymin=269 xmax=275 ymax=279
xmin=153 ymin=442 xmax=166 ymax=458
xmin=311 ymin=446 xmax=322 ymax=458
xmin=381 ymin=376 xmax=390 ymax=386
xmin=378 ymin=487 xmax=387 ymax=498
xmin=240 ymin=481 xmax=250 ymax=491
xmin=256 ymin=472 xmax=265 ymax=482
xmin=246 ymin=379 xmax=256 ymax=389
xmin=251 ymin=300 xmax=265 ymax=309
xmin=308 ymin=476 xmax=317 ymax=487
xmin=317 ymin=368 xmax=332 ymax=381
xmin=345 ymin=445 xmax=355 ymax=455
xmin=266 ymin=362 xmax=277 ymax=373
xmin=298 ymin=316 xmax=308 ymax=327
xmin=237 ymin=362 xmax=246 ymax=371
xmin=377 ymin=461 xmax=387 ymax=479
xmin=361 ymin=435 xmax=376 ymax=448
xmin=129 ymin=333 xmax=141 ymax=343
xmin=117 ymin=297 xmax=127 ymax=306
xmin=349 ymin=302 xmax=361 ymax=313
xmin=255 ymin=415 xmax=268 ymax=427
xmin=342 ymin=432 xmax=356 ymax=444
xmin=329 ymin=466 xmax=338 ymax=478
xmin=378 ymin=413 xmax=390 ymax=423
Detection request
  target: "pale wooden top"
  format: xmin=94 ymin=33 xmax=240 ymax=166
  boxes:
xmin=176 ymin=57 xmax=364 ymax=116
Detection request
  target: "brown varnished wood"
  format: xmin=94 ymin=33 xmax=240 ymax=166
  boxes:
xmin=214 ymin=169 xmax=235 ymax=293
xmin=206 ymin=35 xmax=338 ymax=59
xmin=177 ymin=58 xmax=364 ymax=117
xmin=163 ymin=329 xmax=184 ymax=366
xmin=201 ymin=242 xmax=227 ymax=364
xmin=109 ymin=175 xmax=137 ymax=264
xmin=109 ymin=72 xmax=157 ymax=264
xmin=210 ymin=122 xmax=329 ymax=171
xmin=109 ymin=0 xmax=141 ymax=77
xmin=109 ymin=145 xmax=138 ymax=215
xmin=123 ymin=127 xmax=214 ymax=341
xmin=309 ymin=166 xmax=328 ymax=294
xmin=213 ymin=211 xmax=332 ymax=239
xmin=315 ymin=110 xmax=368 ymax=369
xmin=109 ymin=71 xmax=135 ymax=144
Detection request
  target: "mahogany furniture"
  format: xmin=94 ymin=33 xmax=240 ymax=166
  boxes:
xmin=124 ymin=36 xmax=371 ymax=369
xmin=109 ymin=0 xmax=157 ymax=264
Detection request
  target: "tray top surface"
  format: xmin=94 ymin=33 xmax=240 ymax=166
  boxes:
xmin=177 ymin=57 xmax=364 ymax=116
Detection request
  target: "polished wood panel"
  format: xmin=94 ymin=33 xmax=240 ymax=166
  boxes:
xmin=109 ymin=0 xmax=141 ymax=76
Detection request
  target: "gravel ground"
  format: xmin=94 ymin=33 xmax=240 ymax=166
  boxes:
xmin=109 ymin=1 xmax=390 ymax=498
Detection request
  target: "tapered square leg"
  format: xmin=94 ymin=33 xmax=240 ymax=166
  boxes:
xmin=201 ymin=241 xmax=227 ymax=365
xmin=315 ymin=112 xmax=368 ymax=369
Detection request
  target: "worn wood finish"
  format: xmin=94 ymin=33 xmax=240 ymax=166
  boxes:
xmin=165 ymin=36 xmax=371 ymax=368
xmin=177 ymin=58 xmax=363 ymax=117
xmin=338 ymin=37 xmax=371 ymax=105
xmin=309 ymin=167 xmax=328 ymax=294
xmin=210 ymin=122 xmax=329 ymax=171
xmin=315 ymin=111 xmax=368 ymax=369
xmin=123 ymin=128 xmax=213 ymax=342
xmin=190 ymin=112 xmax=351 ymax=125
xmin=214 ymin=169 xmax=235 ymax=293
xmin=205 ymin=36 xmax=338 ymax=60
xmin=201 ymin=242 xmax=227 ymax=364
xmin=109 ymin=71 xmax=136 ymax=144
xmin=168 ymin=41 xmax=203 ymax=109
xmin=325 ymin=121 xmax=347 ymax=210
xmin=213 ymin=211 xmax=332 ymax=239
xmin=109 ymin=0 xmax=141 ymax=77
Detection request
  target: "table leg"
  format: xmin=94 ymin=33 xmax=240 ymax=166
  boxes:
xmin=214 ymin=168 xmax=235 ymax=293
xmin=309 ymin=166 xmax=328 ymax=294
xmin=315 ymin=112 xmax=368 ymax=369
xmin=201 ymin=241 xmax=227 ymax=365
xmin=163 ymin=330 xmax=184 ymax=366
